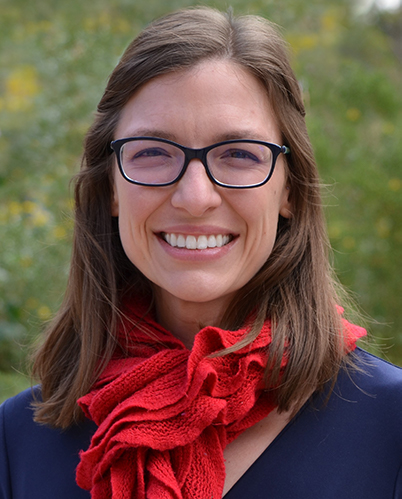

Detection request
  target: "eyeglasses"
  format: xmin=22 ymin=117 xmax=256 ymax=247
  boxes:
xmin=110 ymin=137 xmax=290 ymax=189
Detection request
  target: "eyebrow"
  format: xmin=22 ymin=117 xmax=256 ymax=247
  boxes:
xmin=116 ymin=128 xmax=273 ymax=144
xmin=213 ymin=130 xmax=271 ymax=142
xmin=117 ymin=128 xmax=178 ymax=141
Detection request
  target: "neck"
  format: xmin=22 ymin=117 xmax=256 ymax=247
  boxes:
xmin=153 ymin=290 xmax=232 ymax=349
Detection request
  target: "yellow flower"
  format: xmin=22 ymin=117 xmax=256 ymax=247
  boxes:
xmin=20 ymin=256 xmax=33 ymax=269
xmin=67 ymin=198 xmax=75 ymax=211
xmin=388 ymin=178 xmax=401 ymax=192
xmin=8 ymin=201 xmax=22 ymax=217
xmin=321 ymin=11 xmax=338 ymax=32
xmin=26 ymin=20 xmax=52 ymax=35
xmin=346 ymin=108 xmax=361 ymax=122
xmin=98 ymin=12 xmax=110 ymax=29
xmin=113 ymin=19 xmax=131 ymax=34
xmin=84 ymin=12 xmax=111 ymax=32
xmin=287 ymin=34 xmax=320 ymax=55
xmin=53 ymin=225 xmax=67 ymax=240
xmin=328 ymin=223 xmax=342 ymax=239
xmin=32 ymin=208 xmax=50 ymax=227
xmin=20 ymin=256 xmax=33 ymax=268
xmin=37 ymin=305 xmax=51 ymax=321
xmin=5 ymin=66 xmax=40 ymax=111
xmin=300 ymin=34 xmax=319 ymax=50
xmin=22 ymin=200 xmax=36 ymax=214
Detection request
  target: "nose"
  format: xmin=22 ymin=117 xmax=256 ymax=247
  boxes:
xmin=170 ymin=159 xmax=222 ymax=216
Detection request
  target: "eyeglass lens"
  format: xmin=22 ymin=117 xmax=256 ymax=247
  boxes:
xmin=119 ymin=139 xmax=274 ymax=187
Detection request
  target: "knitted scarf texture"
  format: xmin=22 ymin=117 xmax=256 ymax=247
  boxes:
xmin=76 ymin=302 xmax=366 ymax=499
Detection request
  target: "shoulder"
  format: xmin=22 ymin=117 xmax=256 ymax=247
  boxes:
xmin=0 ymin=386 xmax=42 ymax=454
xmin=309 ymin=349 xmax=402 ymax=489
xmin=340 ymin=348 xmax=402 ymax=407
xmin=0 ymin=387 xmax=95 ymax=499
xmin=354 ymin=347 xmax=402 ymax=380
xmin=228 ymin=350 xmax=402 ymax=499
xmin=1 ymin=385 xmax=39 ymax=424
xmin=320 ymin=348 xmax=402 ymax=437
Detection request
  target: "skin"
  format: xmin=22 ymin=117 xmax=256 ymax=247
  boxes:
xmin=111 ymin=59 xmax=292 ymax=348
xmin=111 ymin=61 xmax=295 ymax=493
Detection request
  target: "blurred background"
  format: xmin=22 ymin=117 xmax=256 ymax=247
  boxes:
xmin=1 ymin=0 xmax=401 ymax=402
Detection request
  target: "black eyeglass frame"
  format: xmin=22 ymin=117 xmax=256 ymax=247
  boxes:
xmin=110 ymin=136 xmax=290 ymax=189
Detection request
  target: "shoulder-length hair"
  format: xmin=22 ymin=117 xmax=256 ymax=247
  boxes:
xmin=33 ymin=7 xmax=349 ymax=428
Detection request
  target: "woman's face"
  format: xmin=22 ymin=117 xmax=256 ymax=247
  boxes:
xmin=112 ymin=60 xmax=291 ymax=324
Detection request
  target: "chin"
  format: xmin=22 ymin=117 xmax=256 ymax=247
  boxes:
xmin=156 ymin=283 xmax=236 ymax=308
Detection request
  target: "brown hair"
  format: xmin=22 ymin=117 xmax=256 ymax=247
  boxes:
xmin=33 ymin=7 xmax=351 ymax=428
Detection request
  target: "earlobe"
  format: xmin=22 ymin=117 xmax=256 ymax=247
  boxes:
xmin=111 ymin=185 xmax=119 ymax=217
xmin=279 ymin=185 xmax=292 ymax=219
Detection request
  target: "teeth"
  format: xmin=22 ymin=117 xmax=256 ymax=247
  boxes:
xmin=186 ymin=236 xmax=197 ymax=249
xmin=162 ymin=233 xmax=232 ymax=249
xmin=198 ymin=235 xmax=208 ymax=249
xmin=207 ymin=235 xmax=216 ymax=248
xmin=177 ymin=235 xmax=186 ymax=248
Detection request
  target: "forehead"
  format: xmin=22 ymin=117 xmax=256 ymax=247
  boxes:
xmin=114 ymin=59 xmax=280 ymax=145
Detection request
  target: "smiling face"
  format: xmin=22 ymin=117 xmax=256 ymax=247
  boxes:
xmin=111 ymin=60 xmax=291 ymax=335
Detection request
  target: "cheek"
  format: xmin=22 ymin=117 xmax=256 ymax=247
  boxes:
xmin=113 ymin=186 xmax=146 ymax=253
xmin=114 ymin=186 xmax=169 ymax=259
xmin=233 ymin=187 xmax=283 ymax=230
xmin=236 ymin=188 xmax=285 ymax=263
xmin=113 ymin=179 xmax=152 ymax=224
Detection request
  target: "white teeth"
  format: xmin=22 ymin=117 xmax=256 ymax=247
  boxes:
xmin=207 ymin=235 xmax=216 ymax=248
xmin=186 ymin=235 xmax=197 ymax=249
xmin=177 ymin=235 xmax=186 ymax=248
xmin=197 ymin=235 xmax=208 ymax=249
xmin=162 ymin=233 xmax=232 ymax=249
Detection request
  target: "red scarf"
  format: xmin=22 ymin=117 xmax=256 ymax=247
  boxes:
xmin=76 ymin=302 xmax=366 ymax=498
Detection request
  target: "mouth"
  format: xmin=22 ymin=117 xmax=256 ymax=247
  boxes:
xmin=160 ymin=233 xmax=234 ymax=250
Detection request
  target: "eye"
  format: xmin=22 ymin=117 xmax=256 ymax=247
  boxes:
xmin=121 ymin=144 xmax=174 ymax=169
xmin=228 ymin=149 xmax=258 ymax=160
xmin=133 ymin=147 xmax=171 ymax=159
xmin=219 ymin=147 xmax=261 ymax=164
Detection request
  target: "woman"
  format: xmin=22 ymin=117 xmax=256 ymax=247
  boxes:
xmin=1 ymin=7 xmax=401 ymax=499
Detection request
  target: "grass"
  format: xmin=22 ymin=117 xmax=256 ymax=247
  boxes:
xmin=0 ymin=0 xmax=401 ymax=375
xmin=0 ymin=371 xmax=31 ymax=405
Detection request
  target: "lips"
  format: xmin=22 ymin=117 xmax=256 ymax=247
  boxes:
xmin=161 ymin=233 xmax=233 ymax=250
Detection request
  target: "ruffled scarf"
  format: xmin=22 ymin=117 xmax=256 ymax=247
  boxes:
xmin=76 ymin=302 xmax=366 ymax=499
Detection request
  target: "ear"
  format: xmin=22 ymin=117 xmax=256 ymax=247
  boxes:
xmin=111 ymin=184 xmax=119 ymax=217
xmin=279 ymin=185 xmax=292 ymax=219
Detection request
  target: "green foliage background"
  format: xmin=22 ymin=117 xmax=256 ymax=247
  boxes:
xmin=1 ymin=0 xmax=401 ymax=397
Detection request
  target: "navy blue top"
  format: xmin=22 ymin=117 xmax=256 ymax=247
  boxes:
xmin=1 ymin=348 xmax=402 ymax=498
